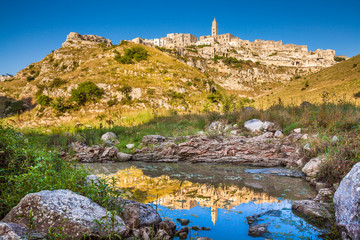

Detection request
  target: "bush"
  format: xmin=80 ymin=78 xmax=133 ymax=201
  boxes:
xmin=36 ymin=95 xmax=52 ymax=107
xmin=119 ymin=85 xmax=133 ymax=104
xmin=49 ymin=78 xmax=67 ymax=88
xmin=334 ymin=56 xmax=345 ymax=62
xmin=4 ymin=100 xmax=25 ymax=115
xmin=71 ymin=81 xmax=104 ymax=106
xmin=51 ymin=97 xmax=72 ymax=112
xmin=114 ymin=46 xmax=148 ymax=64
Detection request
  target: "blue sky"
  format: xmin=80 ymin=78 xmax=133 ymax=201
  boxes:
xmin=1 ymin=0 xmax=359 ymax=75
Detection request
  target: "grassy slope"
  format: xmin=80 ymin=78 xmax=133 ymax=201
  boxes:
xmin=256 ymin=54 xmax=360 ymax=108
xmin=0 ymin=42 xmax=215 ymax=125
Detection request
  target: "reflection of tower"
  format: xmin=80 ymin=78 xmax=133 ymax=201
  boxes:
xmin=211 ymin=206 xmax=218 ymax=225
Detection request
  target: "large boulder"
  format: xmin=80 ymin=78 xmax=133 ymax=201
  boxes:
xmin=2 ymin=190 xmax=127 ymax=239
xmin=292 ymin=200 xmax=333 ymax=228
xmin=334 ymin=162 xmax=360 ymax=239
xmin=302 ymin=156 xmax=326 ymax=177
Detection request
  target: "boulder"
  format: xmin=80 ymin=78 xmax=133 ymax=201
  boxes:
xmin=117 ymin=199 xmax=162 ymax=229
xmin=101 ymin=132 xmax=118 ymax=142
xmin=142 ymin=135 xmax=166 ymax=145
xmin=302 ymin=156 xmax=326 ymax=177
xmin=0 ymin=222 xmax=40 ymax=240
xmin=292 ymin=200 xmax=333 ymax=228
xmin=2 ymin=190 xmax=127 ymax=239
xmin=117 ymin=152 xmax=132 ymax=161
xmin=334 ymin=162 xmax=360 ymax=239
xmin=244 ymin=119 xmax=263 ymax=132
xmin=262 ymin=121 xmax=275 ymax=131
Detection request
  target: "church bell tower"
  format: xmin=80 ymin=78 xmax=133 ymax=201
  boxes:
xmin=212 ymin=18 xmax=218 ymax=36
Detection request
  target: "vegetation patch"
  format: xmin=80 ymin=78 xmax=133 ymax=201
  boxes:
xmin=114 ymin=46 xmax=148 ymax=64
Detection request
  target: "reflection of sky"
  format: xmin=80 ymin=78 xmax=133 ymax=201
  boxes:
xmin=152 ymin=200 xmax=322 ymax=240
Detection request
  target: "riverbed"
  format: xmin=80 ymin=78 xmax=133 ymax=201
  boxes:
xmin=85 ymin=162 xmax=323 ymax=240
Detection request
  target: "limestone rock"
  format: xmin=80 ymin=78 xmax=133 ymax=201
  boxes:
xmin=70 ymin=141 xmax=130 ymax=162
xmin=2 ymin=190 xmax=127 ymax=239
xmin=292 ymin=200 xmax=333 ymax=228
xmin=293 ymin=128 xmax=301 ymax=133
xmin=116 ymin=199 xmax=162 ymax=229
xmin=0 ymin=222 xmax=33 ymax=240
xmin=302 ymin=156 xmax=326 ymax=177
xmin=158 ymin=220 xmax=176 ymax=236
xmin=62 ymin=32 xmax=112 ymax=48
xmin=142 ymin=135 xmax=166 ymax=145
xmin=274 ymin=130 xmax=284 ymax=138
xmin=334 ymin=162 xmax=360 ymax=239
xmin=126 ymin=144 xmax=135 ymax=149
xmin=244 ymin=119 xmax=263 ymax=132
xmin=117 ymin=152 xmax=132 ymax=161
xmin=101 ymin=132 xmax=118 ymax=142
xmin=85 ymin=174 xmax=100 ymax=185
xmin=332 ymin=136 xmax=339 ymax=142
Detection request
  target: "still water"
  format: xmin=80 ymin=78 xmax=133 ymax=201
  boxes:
xmin=86 ymin=162 xmax=323 ymax=240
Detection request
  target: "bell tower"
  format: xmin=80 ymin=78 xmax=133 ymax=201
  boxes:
xmin=212 ymin=17 xmax=218 ymax=36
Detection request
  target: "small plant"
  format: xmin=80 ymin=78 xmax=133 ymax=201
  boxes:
xmin=51 ymin=97 xmax=72 ymax=112
xmin=119 ymin=85 xmax=132 ymax=104
xmin=107 ymin=98 xmax=118 ymax=107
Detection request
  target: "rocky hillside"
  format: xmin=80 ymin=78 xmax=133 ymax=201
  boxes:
xmin=257 ymin=54 xmax=360 ymax=107
xmin=163 ymin=44 xmax=338 ymax=98
xmin=0 ymin=33 xmax=219 ymax=125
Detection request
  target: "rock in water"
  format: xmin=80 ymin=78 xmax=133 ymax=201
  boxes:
xmin=248 ymin=224 xmax=269 ymax=237
xmin=334 ymin=162 xmax=360 ymax=239
xmin=2 ymin=190 xmax=127 ymax=239
xmin=292 ymin=200 xmax=333 ymax=228
xmin=101 ymin=132 xmax=118 ymax=142
xmin=176 ymin=218 xmax=190 ymax=226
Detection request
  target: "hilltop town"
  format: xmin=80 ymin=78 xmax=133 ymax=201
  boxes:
xmin=132 ymin=18 xmax=339 ymax=68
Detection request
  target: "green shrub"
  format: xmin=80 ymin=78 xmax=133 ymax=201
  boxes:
xmin=51 ymin=97 xmax=72 ymax=112
xmin=71 ymin=81 xmax=104 ymax=106
xmin=36 ymin=95 xmax=52 ymax=107
xmin=107 ymin=98 xmax=118 ymax=107
xmin=26 ymin=76 xmax=35 ymax=82
xmin=334 ymin=56 xmax=345 ymax=62
xmin=114 ymin=46 xmax=148 ymax=64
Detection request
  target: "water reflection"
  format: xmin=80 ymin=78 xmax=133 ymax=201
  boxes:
xmin=86 ymin=162 xmax=321 ymax=239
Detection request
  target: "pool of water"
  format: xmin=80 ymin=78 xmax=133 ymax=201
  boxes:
xmin=85 ymin=162 xmax=322 ymax=240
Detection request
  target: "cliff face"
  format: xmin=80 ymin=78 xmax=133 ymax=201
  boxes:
xmin=62 ymin=32 xmax=113 ymax=48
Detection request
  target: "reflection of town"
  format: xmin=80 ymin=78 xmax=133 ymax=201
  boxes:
xmin=109 ymin=167 xmax=279 ymax=225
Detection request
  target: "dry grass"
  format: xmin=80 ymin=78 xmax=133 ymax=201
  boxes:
xmin=256 ymin=54 xmax=360 ymax=108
